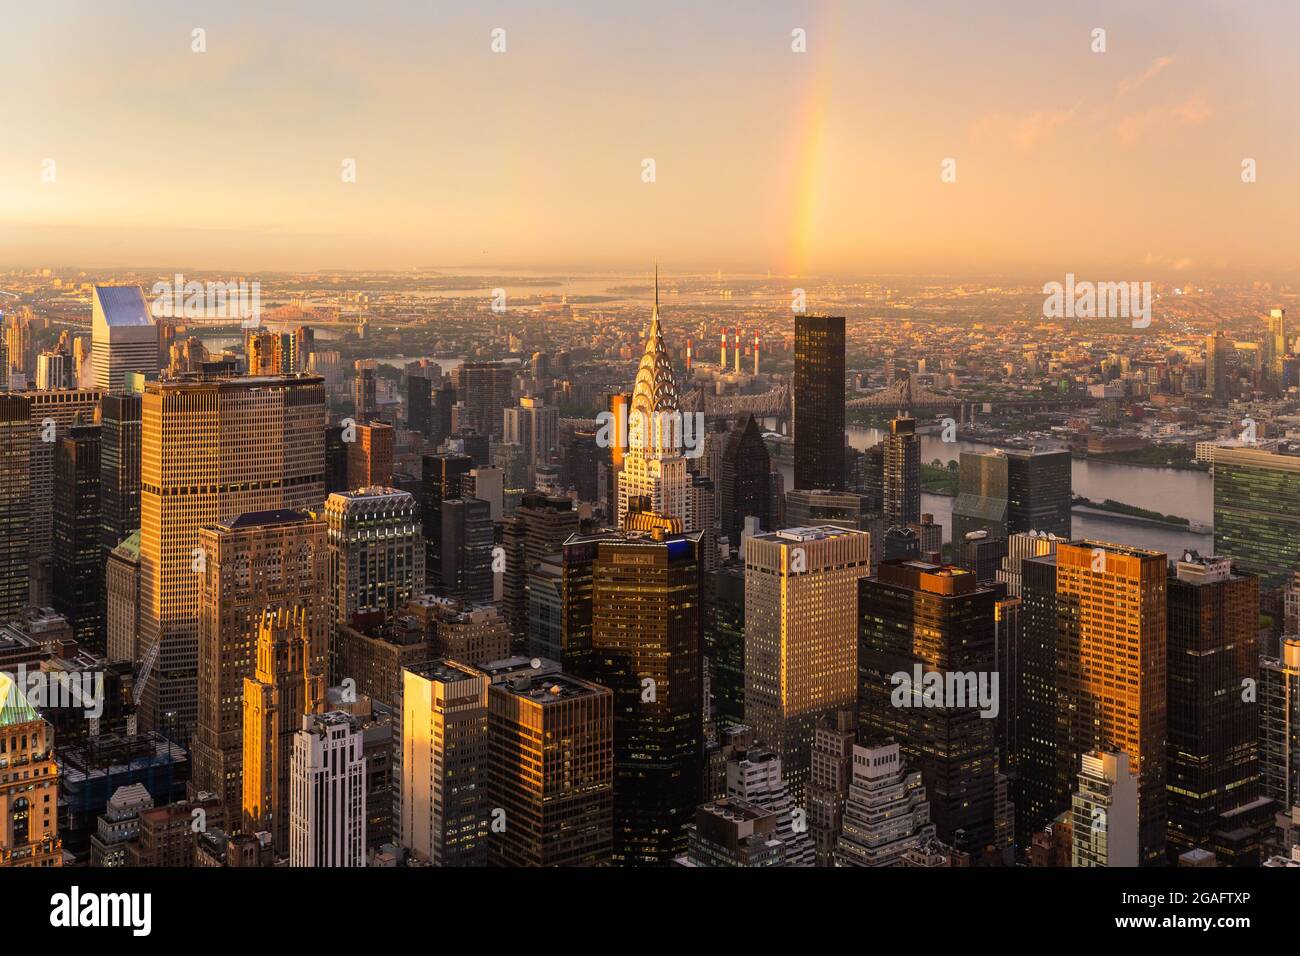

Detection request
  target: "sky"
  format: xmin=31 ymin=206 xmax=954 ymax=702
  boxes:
xmin=1 ymin=0 xmax=1297 ymax=279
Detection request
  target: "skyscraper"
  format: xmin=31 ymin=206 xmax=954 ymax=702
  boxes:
xmin=807 ymin=710 xmax=856 ymax=867
xmin=951 ymin=450 xmax=1011 ymax=542
xmin=501 ymin=492 xmax=579 ymax=651
xmin=718 ymin=414 xmax=771 ymax=548
xmin=25 ymin=389 xmax=103 ymax=593
xmin=858 ymin=559 xmax=998 ymax=853
xmin=352 ymin=364 xmax=377 ymax=420
xmin=711 ymin=561 xmax=746 ymax=730
xmin=952 ymin=448 xmax=1072 ymax=543
xmin=406 ymin=370 xmax=433 ymax=437
xmin=346 ymin=421 xmax=394 ymax=489
xmin=724 ymin=743 xmax=815 ymax=866
xmin=1260 ymin=637 xmax=1300 ymax=810
xmin=105 ymin=532 xmax=141 ymax=665
xmin=792 ymin=314 xmax=845 ymax=491
xmin=744 ymin=526 xmax=872 ymax=803
xmin=92 ymin=285 xmax=159 ymax=392
xmin=1206 ymin=330 xmax=1228 ymax=401
xmin=290 ymin=711 xmax=367 ymax=867
xmin=0 ymin=674 xmax=62 ymax=868
xmin=616 ymin=278 xmax=695 ymax=531
xmin=400 ymin=660 xmax=490 ymax=865
xmin=0 ymin=395 xmax=31 ymax=623
xmin=1016 ymin=551 xmax=1059 ymax=841
xmin=573 ymin=527 xmax=705 ymax=866
xmin=421 ymin=452 xmax=473 ymax=586
xmin=1165 ymin=552 xmax=1259 ymax=859
xmin=1071 ymin=749 xmax=1140 ymax=868
xmin=438 ymin=498 xmax=494 ymax=605
xmin=52 ymin=424 xmax=103 ymax=649
xmin=833 ymin=739 xmax=936 ymax=868
xmin=483 ymin=657 xmax=614 ymax=866
xmin=995 ymin=530 xmax=1061 ymax=598
xmin=432 ymin=380 xmax=456 ymax=448
xmin=882 ymin=416 xmax=920 ymax=527
xmin=324 ymin=488 xmax=424 ymax=636
xmin=459 ymin=361 xmax=514 ymax=440
xmin=1267 ymin=308 xmax=1287 ymax=380
xmin=503 ymin=395 xmax=558 ymax=486
xmin=1213 ymin=446 xmax=1300 ymax=589
xmin=243 ymin=606 xmax=325 ymax=853
xmin=1055 ymin=541 xmax=1167 ymax=865
xmin=193 ymin=509 xmax=329 ymax=813
xmin=99 ymin=392 xmax=142 ymax=556
xmin=138 ymin=373 xmax=326 ymax=742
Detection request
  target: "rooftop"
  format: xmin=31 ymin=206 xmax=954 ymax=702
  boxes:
xmin=219 ymin=508 xmax=313 ymax=531
xmin=93 ymin=285 xmax=153 ymax=328
xmin=0 ymin=672 xmax=40 ymax=728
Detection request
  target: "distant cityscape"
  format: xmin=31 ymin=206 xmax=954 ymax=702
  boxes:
xmin=2 ymin=265 xmax=1299 ymax=872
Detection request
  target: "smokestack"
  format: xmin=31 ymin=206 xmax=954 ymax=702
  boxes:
xmin=686 ymin=338 xmax=693 ymax=370
xmin=733 ymin=329 xmax=740 ymax=373
xmin=720 ymin=328 xmax=728 ymax=367
xmin=754 ymin=330 xmax=760 ymax=375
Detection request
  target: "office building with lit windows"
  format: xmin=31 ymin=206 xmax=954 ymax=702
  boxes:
xmin=744 ymin=526 xmax=871 ymax=805
xmin=1055 ymin=541 xmax=1167 ymax=865
xmin=858 ymin=559 xmax=998 ymax=854
xmin=138 ymin=373 xmax=325 ymax=742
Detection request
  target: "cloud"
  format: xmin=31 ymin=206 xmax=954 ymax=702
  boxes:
xmin=1118 ymin=56 xmax=1176 ymax=96
xmin=1116 ymin=92 xmax=1214 ymax=147
xmin=969 ymin=105 xmax=1080 ymax=153
xmin=1143 ymin=253 xmax=1195 ymax=271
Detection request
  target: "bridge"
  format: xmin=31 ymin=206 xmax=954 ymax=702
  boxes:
xmin=846 ymin=377 xmax=959 ymax=410
xmin=681 ymin=385 xmax=791 ymax=421
xmin=560 ymin=378 xmax=1092 ymax=432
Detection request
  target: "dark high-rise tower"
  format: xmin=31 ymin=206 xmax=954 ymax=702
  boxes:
xmin=459 ymin=361 xmax=514 ymax=440
xmin=718 ymin=414 xmax=771 ymax=547
xmin=0 ymin=395 xmax=31 ymax=622
xmin=882 ymin=417 xmax=920 ymax=527
xmin=99 ymin=392 xmax=141 ymax=557
xmin=406 ymin=372 xmax=432 ymax=436
xmin=1006 ymin=449 xmax=1071 ymax=538
xmin=432 ymin=381 xmax=456 ymax=448
xmin=501 ymin=492 xmax=579 ymax=652
xmin=792 ymin=315 xmax=845 ymax=491
xmin=421 ymin=452 xmax=473 ymax=587
xmin=1165 ymin=552 xmax=1259 ymax=859
xmin=438 ymin=497 xmax=494 ymax=605
xmin=569 ymin=527 xmax=705 ymax=866
xmin=52 ymin=424 xmax=104 ymax=649
xmin=1015 ymin=552 xmax=1059 ymax=843
xmin=858 ymin=559 xmax=998 ymax=854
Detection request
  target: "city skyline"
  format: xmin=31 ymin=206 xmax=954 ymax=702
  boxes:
xmin=4 ymin=5 xmax=1300 ymax=931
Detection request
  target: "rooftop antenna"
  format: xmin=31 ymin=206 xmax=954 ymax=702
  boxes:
xmin=655 ymin=262 xmax=659 ymax=310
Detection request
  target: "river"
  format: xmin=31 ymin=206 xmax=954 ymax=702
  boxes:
xmin=773 ymin=426 xmax=1213 ymax=558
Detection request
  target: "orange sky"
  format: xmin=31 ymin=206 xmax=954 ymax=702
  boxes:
xmin=1 ymin=1 xmax=1296 ymax=279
